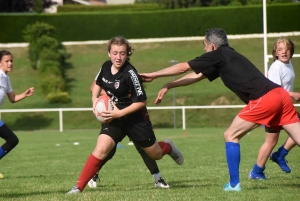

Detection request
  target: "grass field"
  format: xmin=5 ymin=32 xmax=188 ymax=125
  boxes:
xmin=0 ymin=128 xmax=299 ymax=200
xmin=1 ymin=36 xmax=300 ymax=130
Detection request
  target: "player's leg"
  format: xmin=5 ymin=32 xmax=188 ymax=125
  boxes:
xmin=67 ymin=123 xmax=124 ymax=194
xmin=133 ymin=142 xmax=169 ymax=188
xmin=0 ymin=121 xmax=19 ymax=159
xmin=270 ymin=136 xmax=296 ymax=173
xmin=87 ymin=127 xmax=127 ymax=189
xmin=273 ymin=93 xmax=300 ymax=173
xmin=88 ymin=145 xmax=117 ymax=188
xmin=141 ymin=138 xmax=183 ymax=165
xmin=277 ymin=122 xmax=300 ymax=174
xmin=67 ymin=134 xmax=116 ymax=194
xmin=223 ymin=115 xmax=259 ymax=191
xmin=249 ymin=129 xmax=280 ymax=180
xmin=128 ymin=120 xmax=183 ymax=165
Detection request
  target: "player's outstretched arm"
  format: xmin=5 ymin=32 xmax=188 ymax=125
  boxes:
xmin=7 ymin=87 xmax=34 ymax=103
xmin=155 ymin=72 xmax=207 ymax=105
xmin=140 ymin=62 xmax=191 ymax=82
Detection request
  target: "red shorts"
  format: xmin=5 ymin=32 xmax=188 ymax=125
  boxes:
xmin=238 ymin=87 xmax=300 ymax=130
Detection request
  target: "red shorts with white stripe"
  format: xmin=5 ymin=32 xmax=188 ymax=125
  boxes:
xmin=238 ymin=87 xmax=300 ymax=130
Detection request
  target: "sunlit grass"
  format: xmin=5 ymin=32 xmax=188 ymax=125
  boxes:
xmin=0 ymin=128 xmax=299 ymax=200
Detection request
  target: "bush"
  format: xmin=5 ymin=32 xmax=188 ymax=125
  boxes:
xmin=40 ymin=74 xmax=66 ymax=95
xmin=39 ymin=60 xmax=62 ymax=76
xmin=23 ymin=21 xmax=71 ymax=103
xmin=23 ymin=22 xmax=56 ymax=69
xmin=46 ymin=92 xmax=71 ymax=103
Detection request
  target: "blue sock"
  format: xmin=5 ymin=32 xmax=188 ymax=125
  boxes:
xmin=253 ymin=163 xmax=265 ymax=174
xmin=0 ymin=147 xmax=6 ymax=159
xmin=225 ymin=142 xmax=240 ymax=187
xmin=278 ymin=146 xmax=289 ymax=158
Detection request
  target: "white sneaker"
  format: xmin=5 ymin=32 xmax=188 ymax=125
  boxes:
xmin=128 ymin=141 xmax=134 ymax=145
xmin=66 ymin=186 xmax=81 ymax=194
xmin=155 ymin=177 xmax=170 ymax=188
xmin=88 ymin=174 xmax=99 ymax=188
xmin=164 ymin=138 xmax=184 ymax=165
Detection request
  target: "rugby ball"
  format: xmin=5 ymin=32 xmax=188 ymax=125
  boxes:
xmin=94 ymin=95 xmax=114 ymax=123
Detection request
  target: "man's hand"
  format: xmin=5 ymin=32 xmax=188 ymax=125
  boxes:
xmin=140 ymin=73 xmax=155 ymax=82
xmin=155 ymin=86 xmax=169 ymax=105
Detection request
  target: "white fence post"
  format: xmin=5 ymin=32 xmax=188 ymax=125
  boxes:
xmin=59 ymin=109 xmax=63 ymax=132
xmin=182 ymin=106 xmax=186 ymax=130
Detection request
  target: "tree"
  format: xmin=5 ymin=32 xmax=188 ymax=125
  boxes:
xmin=0 ymin=0 xmax=56 ymax=13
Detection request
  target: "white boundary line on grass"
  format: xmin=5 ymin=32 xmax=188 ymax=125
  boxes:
xmin=0 ymin=31 xmax=299 ymax=48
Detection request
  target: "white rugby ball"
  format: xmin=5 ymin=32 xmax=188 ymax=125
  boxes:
xmin=94 ymin=95 xmax=114 ymax=124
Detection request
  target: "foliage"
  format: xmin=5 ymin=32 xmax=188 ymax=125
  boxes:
xmin=46 ymin=92 xmax=71 ymax=103
xmin=23 ymin=22 xmax=56 ymax=69
xmin=0 ymin=0 xmax=56 ymax=13
xmin=40 ymin=74 xmax=66 ymax=94
xmin=22 ymin=21 xmax=71 ymax=103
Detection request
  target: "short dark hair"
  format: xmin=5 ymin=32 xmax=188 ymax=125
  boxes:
xmin=0 ymin=50 xmax=12 ymax=61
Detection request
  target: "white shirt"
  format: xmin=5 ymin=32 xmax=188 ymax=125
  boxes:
xmin=0 ymin=69 xmax=13 ymax=107
xmin=268 ymin=60 xmax=295 ymax=92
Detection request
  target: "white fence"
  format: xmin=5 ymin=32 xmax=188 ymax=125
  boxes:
xmin=1 ymin=104 xmax=300 ymax=132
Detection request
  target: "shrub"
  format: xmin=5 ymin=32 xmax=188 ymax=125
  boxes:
xmin=23 ymin=22 xmax=56 ymax=69
xmin=40 ymin=74 xmax=66 ymax=95
xmin=46 ymin=92 xmax=71 ymax=103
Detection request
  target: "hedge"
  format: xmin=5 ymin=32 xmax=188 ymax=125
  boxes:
xmin=0 ymin=3 xmax=299 ymax=43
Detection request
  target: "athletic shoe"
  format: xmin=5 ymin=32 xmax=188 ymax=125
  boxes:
xmin=127 ymin=141 xmax=134 ymax=145
xmin=248 ymin=169 xmax=266 ymax=180
xmin=270 ymin=152 xmax=291 ymax=173
xmin=66 ymin=186 xmax=81 ymax=194
xmin=155 ymin=177 xmax=170 ymax=188
xmin=224 ymin=183 xmax=241 ymax=192
xmin=88 ymin=173 xmax=99 ymax=188
xmin=164 ymin=138 xmax=184 ymax=165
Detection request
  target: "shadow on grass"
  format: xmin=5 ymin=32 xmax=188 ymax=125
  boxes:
xmin=8 ymin=114 xmax=53 ymax=130
xmin=63 ymin=61 xmax=75 ymax=93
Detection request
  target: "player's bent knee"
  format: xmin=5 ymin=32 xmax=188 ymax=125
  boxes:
xmin=8 ymin=134 xmax=19 ymax=147
xmin=145 ymin=150 xmax=162 ymax=160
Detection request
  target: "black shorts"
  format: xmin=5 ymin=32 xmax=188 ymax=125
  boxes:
xmin=100 ymin=119 xmax=127 ymax=145
xmin=100 ymin=118 xmax=156 ymax=148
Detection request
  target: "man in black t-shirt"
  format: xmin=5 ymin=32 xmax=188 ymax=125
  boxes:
xmin=140 ymin=28 xmax=300 ymax=192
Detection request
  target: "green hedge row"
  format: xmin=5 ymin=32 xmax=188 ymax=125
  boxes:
xmin=0 ymin=3 xmax=299 ymax=43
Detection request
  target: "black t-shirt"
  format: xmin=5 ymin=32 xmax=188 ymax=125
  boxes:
xmin=188 ymin=45 xmax=280 ymax=104
xmin=96 ymin=60 xmax=149 ymax=121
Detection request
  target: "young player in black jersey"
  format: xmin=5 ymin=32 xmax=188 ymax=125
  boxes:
xmin=67 ymin=36 xmax=183 ymax=194
xmin=87 ymin=80 xmax=169 ymax=189
xmin=140 ymin=28 xmax=300 ymax=192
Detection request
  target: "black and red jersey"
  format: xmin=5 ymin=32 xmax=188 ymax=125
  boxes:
xmin=188 ymin=45 xmax=280 ymax=104
xmin=96 ymin=60 xmax=149 ymax=121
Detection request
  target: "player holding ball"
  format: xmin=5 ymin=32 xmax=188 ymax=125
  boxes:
xmin=67 ymin=36 xmax=183 ymax=194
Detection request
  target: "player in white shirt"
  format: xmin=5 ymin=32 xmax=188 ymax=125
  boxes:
xmin=249 ymin=37 xmax=300 ymax=179
xmin=0 ymin=50 xmax=34 ymax=175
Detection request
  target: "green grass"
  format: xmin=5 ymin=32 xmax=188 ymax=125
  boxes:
xmin=1 ymin=36 xmax=300 ymax=130
xmin=0 ymin=128 xmax=299 ymax=200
